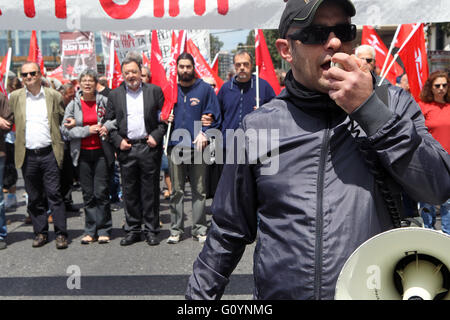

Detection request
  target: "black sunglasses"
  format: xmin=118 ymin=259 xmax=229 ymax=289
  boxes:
xmin=434 ymin=83 xmax=448 ymax=89
xmin=288 ymin=24 xmax=357 ymax=45
xmin=21 ymin=71 xmax=38 ymax=77
xmin=363 ymin=58 xmax=374 ymax=63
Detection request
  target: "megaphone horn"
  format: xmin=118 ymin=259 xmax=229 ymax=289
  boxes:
xmin=335 ymin=228 xmax=450 ymax=300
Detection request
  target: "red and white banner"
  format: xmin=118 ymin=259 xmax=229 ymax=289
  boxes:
xmin=101 ymin=30 xmax=210 ymax=75
xmin=60 ymin=31 xmax=96 ymax=80
xmin=255 ymin=29 xmax=281 ymax=95
xmin=361 ymin=26 xmax=403 ymax=85
xmin=0 ymin=1 xmax=449 ymax=30
xmin=398 ymin=24 xmax=429 ymax=102
xmin=106 ymin=49 xmax=123 ymax=90
xmin=186 ymin=38 xmax=223 ymax=94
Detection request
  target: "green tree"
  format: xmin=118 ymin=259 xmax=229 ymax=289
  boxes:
xmin=210 ymin=34 xmax=223 ymax=61
xmin=244 ymin=29 xmax=282 ymax=70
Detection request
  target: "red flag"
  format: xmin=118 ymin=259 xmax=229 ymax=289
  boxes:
xmin=210 ymin=53 xmax=219 ymax=75
xmin=28 ymin=30 xmax=45 ymax=75
xmin=394 ymin=24 xmax=416 ymax=49
xmin=186 ymin=38 xmax=223 ymax=94
xmin=0 ymin=49 xmax=10 ymax=96
xmin=398 ymin=24 xmax=429 ymax=101
xmin=361 ymin=26 xmax=403 ymax=85
xmin=142 ymin=52 xmax=151 ymax=69
xmin=255 ymin=29 xmax=281 ymax=95
xmin=106 ymin=49 xmax=123 ymax=89
xmin=150 ymin=30 xmax=172 ymax=120
xmin=160 ymin=30 xmax=186 ymax=121
xmin=46 ymin=65 xmax=70 ymax=84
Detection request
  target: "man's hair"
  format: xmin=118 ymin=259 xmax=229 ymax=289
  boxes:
xmin=121 ymin=54 xmax=142 ymax=71
xmin=59 ymin=82 xmax=75 ymax=94
xmin=233 ymin=50 xmax=253 ymax=65
xmin=79 ymin=69 xmax=98 ymax=83
xmin=21 ymin=61 xmax=41 ymax=74
xmin=142 ymin=65 xmax=151 ymax=76
xmin=177 ymin=52 xmax=195 ymax=67
xmin=355 ymin=45 xmax=376 ymax=59
xmin=419 ymin=70 xmax=450 ymax=103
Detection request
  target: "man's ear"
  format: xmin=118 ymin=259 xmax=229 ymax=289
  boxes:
xmin=275 ymin=38 xmax=293 ymax=63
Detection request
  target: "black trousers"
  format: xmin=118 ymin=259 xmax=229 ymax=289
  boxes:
xmin=60 ymin=143 xmax=74 ymax=207
xmin=79 ymin=149 xmax=112 ymax=238
xmin=119 ymin=143 xmax=160 ymax=236
xmin=22 ymin=148 xmax=67 ymax=237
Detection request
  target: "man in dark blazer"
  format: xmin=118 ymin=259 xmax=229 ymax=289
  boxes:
xmin=105 ymin=55 xmax=167 ymax=246
xmin=9 ymin=61 xmax=68 ymax=249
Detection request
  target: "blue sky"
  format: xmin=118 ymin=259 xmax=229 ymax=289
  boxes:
xmin=211 ymin=29 xmax=251 ymax=52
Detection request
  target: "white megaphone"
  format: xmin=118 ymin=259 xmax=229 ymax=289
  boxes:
xmin=335 ymin=227 xmax=450 ymax=300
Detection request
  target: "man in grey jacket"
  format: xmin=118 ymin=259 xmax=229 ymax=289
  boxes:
xmin=186 ymin=0 xmax=450 ymax=300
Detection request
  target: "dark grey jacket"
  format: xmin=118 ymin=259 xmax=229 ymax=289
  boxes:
xmin=186 ymin=80 xmax=450 ymax=300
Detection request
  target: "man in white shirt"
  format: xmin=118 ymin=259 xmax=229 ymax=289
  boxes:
xmin=9 ymin=62 xmax=68 ymax=249
xmin=105 ymin=55 xmax=167 ymax=246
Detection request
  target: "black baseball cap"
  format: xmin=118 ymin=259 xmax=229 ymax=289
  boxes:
xmin=279 ymin=0 xmax=356 ymax=38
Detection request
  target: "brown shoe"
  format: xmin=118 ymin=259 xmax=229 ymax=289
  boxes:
xmin=25 ymin=216 xmax=32 ymax=225
xmin=48 ymin=215 xmax=53 ymax=224
xmin=55 ymin=235 xmax=68 ymax=249
xmin=32 ymin=234 xmax=48 ymax=248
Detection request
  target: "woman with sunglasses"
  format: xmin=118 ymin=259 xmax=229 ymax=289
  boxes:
xmin=418 ymin=70 xmax=450 ymax=235
xmin=61 ymin=69 xmax=116 ymax=244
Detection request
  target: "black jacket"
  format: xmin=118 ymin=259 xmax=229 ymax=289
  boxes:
xmin=186 ymin=74 xmax=450 ymax=300
xmin=105 ymin=82 xmax=167 ymax=161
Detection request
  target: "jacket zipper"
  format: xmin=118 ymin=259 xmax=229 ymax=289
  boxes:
xmin=314 ymin=114 xmax=331 ymax=300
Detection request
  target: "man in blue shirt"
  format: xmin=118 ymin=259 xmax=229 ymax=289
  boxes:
xmin=167 ymin=53 xmax=221 ymax=244
xmin=216 ymin=50 xmax=276 ymax=162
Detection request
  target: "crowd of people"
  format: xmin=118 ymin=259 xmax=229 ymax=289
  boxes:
xmin=0 ymin=0 xmax=449 ymax=301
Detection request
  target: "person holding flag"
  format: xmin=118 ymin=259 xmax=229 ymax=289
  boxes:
xmin=166 ymin=52 xmax=221 ymax=245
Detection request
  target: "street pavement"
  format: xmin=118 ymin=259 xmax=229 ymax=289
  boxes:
xmin=0 ymin=170 xmax=255 ymax=300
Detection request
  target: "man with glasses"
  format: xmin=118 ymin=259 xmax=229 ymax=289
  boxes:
xmin=186 ymin=0 xmax=450 ymax=300
xmin=355 ymin=44 xmax=376 ymax=72
xmin=9 ymin=62 xmax=68 ymax=249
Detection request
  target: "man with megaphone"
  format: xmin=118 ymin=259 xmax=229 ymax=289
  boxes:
xmin=186 ymin=0 xmax=450 ymax=300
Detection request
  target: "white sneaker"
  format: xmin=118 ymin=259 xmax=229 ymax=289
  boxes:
xmin=193 ymin=234 xmax=207 ymax=244
xmin=167 ymin=234 xmax=180 ymax=244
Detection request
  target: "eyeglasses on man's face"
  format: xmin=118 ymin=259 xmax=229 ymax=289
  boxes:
xmin=21 ymin=71 xmax=38 ymax=78
xmin=288 ymin=23 xmax=357 ymax=45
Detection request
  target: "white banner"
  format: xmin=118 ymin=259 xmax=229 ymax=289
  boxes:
xmin=101 ymin=30 xmax=210 ymax=73
xmin=0 ymin=0 xmax=449 ymax=31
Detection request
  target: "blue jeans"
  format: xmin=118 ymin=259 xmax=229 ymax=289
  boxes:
xmin=420 ymin=199 xmax=450 ymax=235
xmin=0 ymin=156 xmax=6 ymax=239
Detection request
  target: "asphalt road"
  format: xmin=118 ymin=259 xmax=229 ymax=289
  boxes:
xmin=0 ymin=170 xmax=255 ymax=300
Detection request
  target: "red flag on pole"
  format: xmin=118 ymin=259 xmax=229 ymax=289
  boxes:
xmin=142 ymin=52 xmax=151 ymax=69
xmin=106 ymin=49 xmax=123 ymax=90
xmin=186 ymin=38 xmax=223 ymax=94
xmin=150 ymin=30 xmax=172 ymax=120
xmin=210 ymin=52 xmax=219 ymax=75
xmin=255 ymin=29 xmax=281 ymax=95
xmin=0 ymin=48 xmax=11 ymax=96
xmin=394 ymin=24 xmax=416 ymax=49
xmin=28 ymin=30 xmax=45 ymax=75
xmin=398 ymin=24 xmax=429 ymax=101
xmin=160 ymin=30 xmax=186 ymax=121
xmin=361 ymin=26 xmax=403 ymax=85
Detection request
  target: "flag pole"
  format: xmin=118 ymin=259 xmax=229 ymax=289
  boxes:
xmin=380 ymin=25 xmax=401 ymax=80
xmin=164 ymin=108 xmax=174 ymax=156
xmin=3 ymin=47 xmax=12 ymax=91
xmin=255 ymin=29 xmax=260 ymax=109
xmin=378 ymin=23 xmax=422 ymax=86
xmin=108 ymin=39 xmax=115 ymax=89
